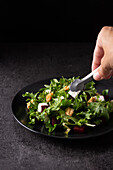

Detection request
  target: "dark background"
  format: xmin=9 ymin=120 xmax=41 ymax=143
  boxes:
xmin=0 ymin=0 xmax=113 ymax=42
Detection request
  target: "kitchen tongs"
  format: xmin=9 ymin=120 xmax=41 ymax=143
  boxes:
xmin=70 ymin=67 xmax=98 ymax=92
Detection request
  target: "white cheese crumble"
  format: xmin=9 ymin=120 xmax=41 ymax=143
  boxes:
xmin=68 ymin=90 xmax=81 ymax=98
xmin=38 ymin=103 xmax=48 ymax=112
xmin=45 ymin=89 xmax=51 ymax=93
xmin=61 ymin=96 xmax=64 ymax=100
xmin=95 ymin=95 xmax=105 ymax=101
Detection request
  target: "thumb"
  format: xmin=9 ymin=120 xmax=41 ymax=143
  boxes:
xmin=93 ymin=56 xmax=112 ymax=80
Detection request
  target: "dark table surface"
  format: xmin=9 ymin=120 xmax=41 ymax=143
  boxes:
xmin=1 ymin=42 xmax=113 ymax=170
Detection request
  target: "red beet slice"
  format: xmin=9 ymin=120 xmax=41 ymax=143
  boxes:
xmin=73 ymin=125 xmax=85 ymax=133
xmin=41 ymin=105 xmax=48 ymax=112
xmin=52 ymin=117 xmax=60 ymax=126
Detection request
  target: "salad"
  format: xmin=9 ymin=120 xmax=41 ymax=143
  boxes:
xmin=22 ymin=77 xmax=113 ymax=135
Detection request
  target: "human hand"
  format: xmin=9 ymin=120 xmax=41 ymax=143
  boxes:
xmin=92 ymin=26 xmax=113 ymax=80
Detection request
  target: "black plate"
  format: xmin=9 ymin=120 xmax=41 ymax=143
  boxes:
xmin=12 ymin=78 xmax=113 ymax=139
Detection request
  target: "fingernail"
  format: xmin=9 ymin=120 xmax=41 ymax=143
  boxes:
xmin=93 ymin=71 xmax=102 ymax=80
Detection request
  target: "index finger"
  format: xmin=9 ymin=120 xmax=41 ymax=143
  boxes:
xmin=92 ymin=32 xmax=104 ymax=71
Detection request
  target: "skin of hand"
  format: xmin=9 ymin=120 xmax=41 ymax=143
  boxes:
xmin=92 ymin=26 xmax=113 ymax=80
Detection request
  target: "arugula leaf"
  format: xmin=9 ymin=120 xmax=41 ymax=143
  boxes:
xmin=84 ymin=81 xmax=97 ymax=96
xmin=61 ymin=99 xmax=72 ymax=109
xmin=88 ymin=102 xmax=110 ymax=121
xmin=73 ymin=96 xmax=86 ymax=111
xmin=102 ymin=89 xmax=109 ymax=96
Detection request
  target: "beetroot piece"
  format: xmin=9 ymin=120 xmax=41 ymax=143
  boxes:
xmin=41 ymin=106 xmax=48 ymax=112
xmin=52 ymin=117 xmax=60 ymax=126
xmin=104 ymin=95 xmax=109 ymax=101
xmin=100 ymin=117 xmax=107 ymax=124
xmin=73 ymin=125 xmax=85 ymax=134
xmin=38 ymin=103 xmax=48 ymax=112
